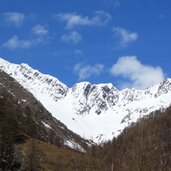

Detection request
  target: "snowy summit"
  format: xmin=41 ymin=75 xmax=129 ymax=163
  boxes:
xmin=1 ymin=57 xmax=171 ymax=143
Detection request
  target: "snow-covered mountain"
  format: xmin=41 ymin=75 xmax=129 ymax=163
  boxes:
xmin=1 ymin=57 xmax=171 ymax=143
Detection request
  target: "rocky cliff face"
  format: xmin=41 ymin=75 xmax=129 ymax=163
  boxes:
xmin=1 ymin=57 xmax=171 ymax=143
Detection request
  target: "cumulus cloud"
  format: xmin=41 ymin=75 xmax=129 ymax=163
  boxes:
xmin=62 ymin=31 xmax=82 ymax=44
xmin=74 ymin=63 xmax=104 ymax=80
xmin=54 ymin=11 xmax=111 ymax=29
xmin=32 ymin=24 xmax=48 ymax=36
xmin=3 ymin=12 xmax=25 ymax=26
xmin=2 ymin=35 xmax=47 ymax=50
xmin=113 ymin=27 xmax=138 ymax=47
xmin=110 ymin=56 xmax=165 ymax=89
xmin=2 ymin=35 xmax=32 ymax=50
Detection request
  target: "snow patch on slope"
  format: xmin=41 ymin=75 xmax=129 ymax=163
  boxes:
xmin=64 ymin=140 xmax=86 ymax=153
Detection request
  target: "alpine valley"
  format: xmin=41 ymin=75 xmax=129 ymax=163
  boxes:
xmin=0 ymin=57 xmax=171 ymax=143
xmin=1 ymin=57 xmax=171 ymax=170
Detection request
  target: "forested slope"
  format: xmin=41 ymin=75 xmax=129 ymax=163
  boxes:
xmin=91 ymin=107 xmax=171 ymax=171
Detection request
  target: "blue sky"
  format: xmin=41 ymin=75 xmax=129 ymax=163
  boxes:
xmin=0 ymin=0 xmax=171 ymax=89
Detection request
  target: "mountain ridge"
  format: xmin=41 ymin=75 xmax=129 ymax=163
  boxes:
xmin=1 ymin=57 xmax=171 ymax=143
xmin=0 ymin=69 xmax=110 ymax=170
xmin=0 ymin=69 xmax=88 ymax=152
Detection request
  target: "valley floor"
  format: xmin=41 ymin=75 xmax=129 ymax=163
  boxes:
xmin=18 ymin=138 xmax=110 ymax=171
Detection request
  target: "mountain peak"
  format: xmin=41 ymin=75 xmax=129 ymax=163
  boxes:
xmin=1 ymin=57 xmax=171 ymax=143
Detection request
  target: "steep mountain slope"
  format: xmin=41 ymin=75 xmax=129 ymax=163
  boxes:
xmin=0 ymin=69 xmax=111 ymax=170
xmin=1 ymin=57 xmax=171 ymax=142
xmin=0 ymin=69 xmax=87 ymax=154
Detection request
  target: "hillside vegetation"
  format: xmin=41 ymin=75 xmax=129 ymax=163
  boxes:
xmin=18 ymin=138 xmax=110 ymax=171
xmin=91 ymin=107 xmax=171 ymax=171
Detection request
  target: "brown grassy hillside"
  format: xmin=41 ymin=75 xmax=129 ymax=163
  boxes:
xmin=18 ymin=138 xmax=110 ymax=171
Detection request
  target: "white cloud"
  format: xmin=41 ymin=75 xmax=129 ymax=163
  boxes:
xmin=74 ymin=63 xmax=104 ymax=80
xmin=2 ymin=35 xmax=47 ymax=50
xmin=2 ymin=35 xmax=32 ymax=50
xmin=92 ymin=11 xmax=112 ymax=25
xmin=113 ymin=27 xmax=138 ymax=47
xmin=55 ymin=11 xmax=111 ymax=29
xmin=32 ymin=24 xmax=48 ymax=36
xmin=3 ymin=12 xmax=25 ymax=26
xmin=110 ymin=56 xmax=165 ymax=89
xmin=62 ymin=31 xmax=82 ymax=44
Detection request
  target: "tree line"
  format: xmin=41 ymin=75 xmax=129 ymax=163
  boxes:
xmin=90 ymin=107 xmax=171 ymax=171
